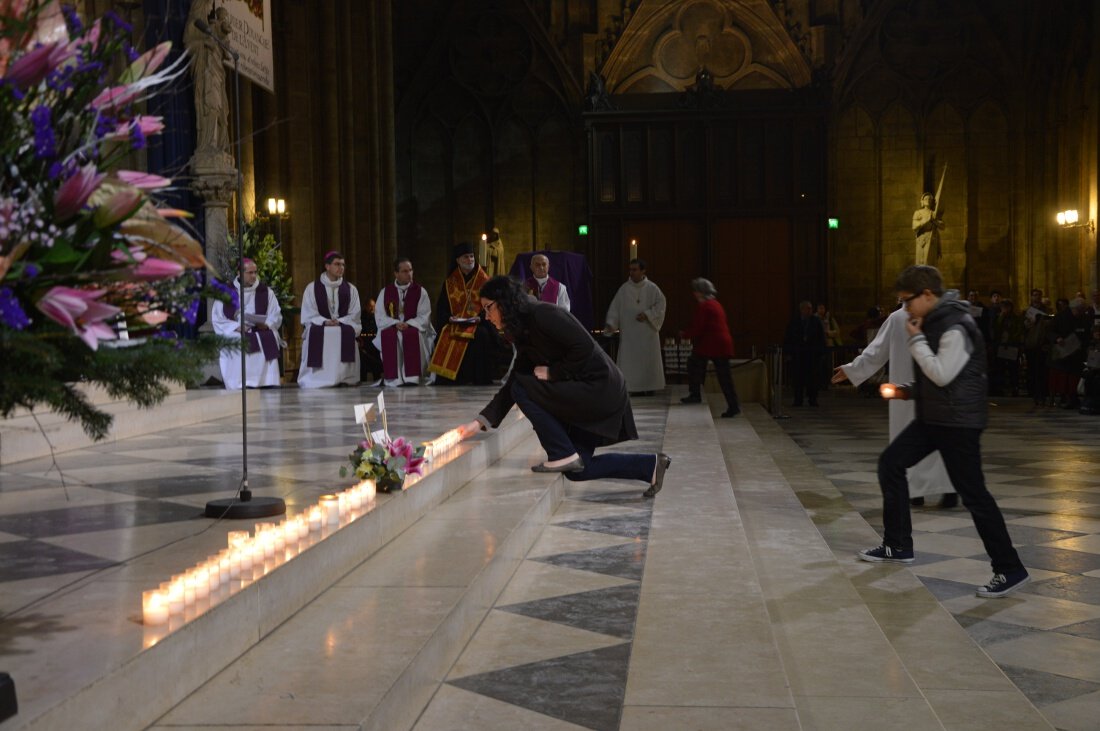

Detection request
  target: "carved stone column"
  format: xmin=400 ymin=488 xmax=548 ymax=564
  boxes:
xmin=190 ymin=149 xmax=237 ymax=277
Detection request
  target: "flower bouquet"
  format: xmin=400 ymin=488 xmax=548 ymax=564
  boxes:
xmin=340 ymin=437 xmax=426 ymax=493
xmin=0 ymin=1 xmax=234 ymax=439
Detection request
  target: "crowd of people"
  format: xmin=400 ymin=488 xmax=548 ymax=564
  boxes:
xmin=774 ymin=288 xmax=1100 ymax=416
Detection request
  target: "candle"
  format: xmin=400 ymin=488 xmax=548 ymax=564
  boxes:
xmin=297 ymin=514 xmax=310 ymax=538
xmin=228 ymin=530 xmax=250 ymax=550
xmin=478 ymin=233 xmax=488 ymax=266
xmin=194 ymin=568 xmax=210 ymax=599
xmin=349 ymin=485 xmax=362 ymax=510
xmin=182 ymin=574 xmax=196 ymax=606
xmin=229 ymin=550 xmax=241 ymax=579
xmin=320 ymin=495 xmax=340 ymax=525
xmin=143 ymin=589 xmax=169 ymax=626
xmin=239 ymin=544 xmax=253 ymax=572
xmin=165 ymin=580 xmax=184 ymax=614
xmin=629 ymin=239 xmax=638 ymax=261
xmin=309 ymin=506 xmax=323 ymax=531
xmin=880 ymin=384 xmax=895 ymax=399
xmin=364 ymin=480 xmax=377 ymax=502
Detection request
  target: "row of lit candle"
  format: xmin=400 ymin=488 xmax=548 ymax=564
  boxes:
xmin=142 ymin=479 xmax=378 ymax=626
xmin=141 ymin=429 xmax=475 ymax=628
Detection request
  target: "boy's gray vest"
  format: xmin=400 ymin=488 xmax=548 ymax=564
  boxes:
xmin=914 ymin=302 xmax=988 ymax=429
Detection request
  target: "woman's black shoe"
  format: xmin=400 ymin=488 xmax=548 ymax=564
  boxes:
xmin=531 ymin=457 xmax=585 ymax=473
xmin=938 ymin=493 xmax=958 ymax=509
xmin=643 ymin=453 xmax=672 ymax=498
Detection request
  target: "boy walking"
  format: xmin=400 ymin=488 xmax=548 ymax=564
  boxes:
xmin=858 ymin=265 xmax=1029 ymax=598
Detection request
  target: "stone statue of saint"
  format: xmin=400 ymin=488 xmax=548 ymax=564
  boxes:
xmin=484 ymin=227 xmax=505 ymax=277
xmin=184 ymin=0 xmax=232 ymax=155
xmin=912 ymin=192 xmax=943 ymax=265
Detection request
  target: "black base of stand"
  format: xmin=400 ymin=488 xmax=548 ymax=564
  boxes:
xmin=204 ymin=496 xmax=286 ymax=520
xmin=0 ymin=672 xmax=16 ymax=723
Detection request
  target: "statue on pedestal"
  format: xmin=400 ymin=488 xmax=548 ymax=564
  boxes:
xmin=912 ymin=192 xmax=943 ymax=266
xmin=184 ymin=0 xmax=232 ymax=157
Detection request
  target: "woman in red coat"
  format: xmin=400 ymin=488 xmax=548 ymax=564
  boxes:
xmin=680 ymin=278 xmax=740 ymax=417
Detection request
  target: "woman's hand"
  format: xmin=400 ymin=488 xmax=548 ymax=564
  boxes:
xmin=534 ymin=365 xmax=549 ymax=381
xmin=459 ymin=420 xmax=483 ymax=439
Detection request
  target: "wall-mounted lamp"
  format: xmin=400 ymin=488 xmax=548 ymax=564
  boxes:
xmin=1056 ymin=209 xmax=1094 ymax=233
xmin=266 ymin=197 xmax=287 ymax=217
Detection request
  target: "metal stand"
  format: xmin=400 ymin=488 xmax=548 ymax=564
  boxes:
xmin=197 ymin=18 xmax=285 ymax=520
xmin=770 ymin=345 xmax=789 ymax=420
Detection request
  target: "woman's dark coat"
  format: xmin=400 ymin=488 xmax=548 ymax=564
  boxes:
xmin=479 ymin=302 xmax=638 ymax=446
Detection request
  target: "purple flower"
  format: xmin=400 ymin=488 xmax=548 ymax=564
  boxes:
xmin=182 ymin=297 xmax=199 ymax=325
xmin=210 ymin=278 xmax=240 ymax=310
xmin=24 ymin=264 xmax=40 ymax=278
xmin=31 ymin=105 xmax=57 ymax=159
xmin=0 ymin=287 xmax=31 ymax=330
xmin=63 ymin=4 xmax=85 ymax=36
xmin=130 ymin=121 xmax=146 ymax=149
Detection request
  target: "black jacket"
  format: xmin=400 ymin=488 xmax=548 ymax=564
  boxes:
xmin=479 ymin=302 xmax=638 ymax=445
xmin=911 ymin=294 xmax=988 ymax=429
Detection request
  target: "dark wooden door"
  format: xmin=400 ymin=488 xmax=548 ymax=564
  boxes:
xmin=711 ymin=218 xmax=792 ymax=356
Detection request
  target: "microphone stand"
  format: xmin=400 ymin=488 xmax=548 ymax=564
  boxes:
xmin=195 ymin=18 xmax=285 ymax=520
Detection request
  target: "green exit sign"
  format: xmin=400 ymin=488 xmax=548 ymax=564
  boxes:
xmin=827 ymin=218 xmax=839 ymax=230
xmin=577 ymin=224 xmax=589 ymax=236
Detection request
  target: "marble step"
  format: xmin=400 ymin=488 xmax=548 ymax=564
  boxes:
xmin=151 ymin=428 xmax=563 ymax=731
xmin=0 ymin=386 xmax=258 ymax=464
xmin=14 ymin=410 xmax=536 ymax=731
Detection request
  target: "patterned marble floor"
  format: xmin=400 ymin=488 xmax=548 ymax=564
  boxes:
xmin=417 ymin=400 xmax=668 ymax=731
xmin=776 ymin=389 xmax=1100 ymax=731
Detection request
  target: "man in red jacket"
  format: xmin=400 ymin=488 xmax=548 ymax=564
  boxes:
xmin=680 ymin=278 xmax=740 ymax=417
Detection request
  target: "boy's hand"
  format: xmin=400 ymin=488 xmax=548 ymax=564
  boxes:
xmin=879 ymin=383 xmax=910 ymax=400
xmin=830 ymin=366 xmax=849 ymax=384
xmin=905 ymin=316 xmax=923 ymax=337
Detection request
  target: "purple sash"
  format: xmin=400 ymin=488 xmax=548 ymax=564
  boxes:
xmin=224 ymin=284 xmax=280 ymax=362
xmin=525 ymin=276 xmax=560 ymax=304
xmin=381 ymin=282 xmax=423 ymax=379
xmin=307 ymin=278 xmax=355 ymax=368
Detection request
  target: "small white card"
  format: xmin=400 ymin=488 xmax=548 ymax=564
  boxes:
xmin=354 ymin=403 xmax=373 ymax=424
xmin=371 ymin=429 xmax=387 ymax=444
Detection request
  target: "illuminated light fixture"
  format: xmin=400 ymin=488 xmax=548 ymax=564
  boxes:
xmin=827 ymin=218 xmax=839 ymax=230
xmin=1056 ymin=209 xmax=1094 ymax=233
xmin=578 ymin=224 xmax=589 ymax=236
xmin=267 ymin=197 xmax=286 ymax=216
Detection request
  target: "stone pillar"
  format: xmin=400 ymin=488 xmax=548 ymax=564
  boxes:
xmin=190 ymin=149 xmax=237 ymax=277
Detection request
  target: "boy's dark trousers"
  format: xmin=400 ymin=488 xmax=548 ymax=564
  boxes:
xmin=878 ymin=420 xmax=1024 ymax=575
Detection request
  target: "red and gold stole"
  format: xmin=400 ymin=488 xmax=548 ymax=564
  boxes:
xmin=428 ymin=266 xmax=490 ymax=380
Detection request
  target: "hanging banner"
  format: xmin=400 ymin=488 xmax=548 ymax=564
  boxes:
xmin=215 ymin=0 xmax=275 ymax=93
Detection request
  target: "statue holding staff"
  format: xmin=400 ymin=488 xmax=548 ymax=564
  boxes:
xmin=913 ymin=166 xmax=946 ymax=265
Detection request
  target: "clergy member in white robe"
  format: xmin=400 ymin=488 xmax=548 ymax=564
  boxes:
xmin=605 ymin=258 xmax=666 ymax=394
xmin=524 ymin=254 xmax=571 ymax=311
xmin=212 ymin=259 xmax=283 ymax=389
xmin=297 ymin=251 xmax=362 ymax=388
xmin=373 ymin=257 xmax=436 ymax=387
xmin=833 ymin=306 xmax=956 ymax=500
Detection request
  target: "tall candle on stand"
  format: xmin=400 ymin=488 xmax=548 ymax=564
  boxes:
xmin=629 ymin=239 xmax=638 ymax=261
xmin=478 ymin=233 xmax=488 ymax=268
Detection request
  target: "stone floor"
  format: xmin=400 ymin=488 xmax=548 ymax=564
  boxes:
xmin=775 ymin=388 xmax=1100 ymax=731
xmin=1 ymin=384 xmax=1099 ymax=729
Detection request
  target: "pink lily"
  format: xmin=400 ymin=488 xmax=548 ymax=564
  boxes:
xmin=117 ymin=170 xmax=171 ymax=190
xmin=119 ymin=41 xmax=171 ymax=83
xmin=54 ymin=164 xmax=105 ymax=220
xmin=89 ymin=84 xmax=139 ymax=111
xmin=139 ymin=307 xmax=169 ymax=326
xmin=3 ymin=41 xmax=64 ymax=89
xmin=36 ymin=286 xmax=120 ymax=350
xmin=131 ymin=257 xmax=184 ymax=281
xmin=110 ymin=115 xmax=165 ymax=141
xmin=155 ymin=208 xmax=193 ymax=219
xmin=93 ymin=187 xmax=143 ymax=228
xmin=110 ymin=244 xmax=146 ymax=263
